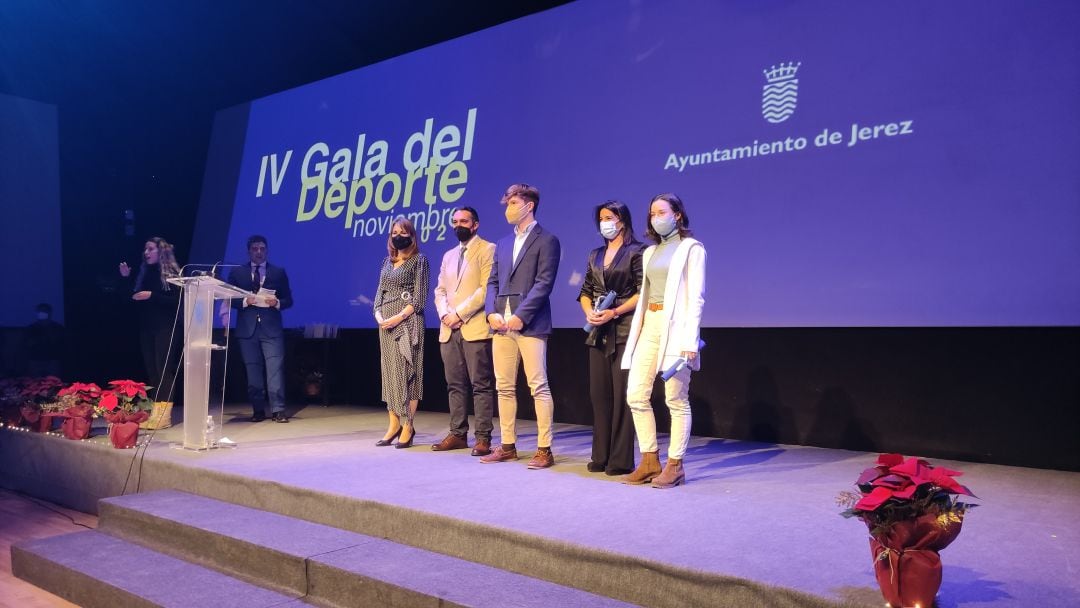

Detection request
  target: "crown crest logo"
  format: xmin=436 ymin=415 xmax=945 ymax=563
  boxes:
xmin=761 ymin=61 xmax=801 ymax=123
xmin=763 ymin=62 xmax=801 ymax=83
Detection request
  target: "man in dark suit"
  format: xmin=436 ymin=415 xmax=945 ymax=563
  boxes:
xmin=480 ymin=184 xmax=561 ymax=469
xmin=219 ymin=235 xmax=294 ymax=422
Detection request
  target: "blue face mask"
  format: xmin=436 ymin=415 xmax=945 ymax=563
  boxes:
xmin=651 ymin=214 xmax=677 ymax=237
xmin=599 ymin=220 xmax=619 ymax=240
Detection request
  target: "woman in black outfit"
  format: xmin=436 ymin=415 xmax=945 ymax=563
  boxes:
xmin=578 ymin=201 xmax=645 ymax=475
xmin=118 ymin=237 xmax=182 ymax=402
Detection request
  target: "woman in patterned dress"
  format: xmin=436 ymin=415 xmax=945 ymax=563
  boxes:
xmin=374 ymin=218 xmax=430 ymax=448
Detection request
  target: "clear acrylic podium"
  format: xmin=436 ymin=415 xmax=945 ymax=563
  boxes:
xmin=168 ymin=275 xmax=252 ymax=449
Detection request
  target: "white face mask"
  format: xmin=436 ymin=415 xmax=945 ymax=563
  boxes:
xmin=599 ymin=220 xmax=619 ymax=240
xmin=651 ymin=214 xmax=678 ymax=237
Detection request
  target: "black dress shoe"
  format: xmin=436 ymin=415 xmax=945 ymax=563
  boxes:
xmin=587 ymin=462 xmax=606 ymax=473
xmin=271 ymin=412 xmax=289 ymax=423
xmin=251 ymin=414 xmax=266 ymax=422
xmin=395 ymin=427 xmax=415 ymax=449
xmin=605 ymin=467 xmax=633 ymax=476
xmin=376 ymin=427 xmax=402 ymax=447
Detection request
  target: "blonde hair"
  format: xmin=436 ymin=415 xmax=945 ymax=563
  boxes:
xmin=139 ymin=237 xmax=180 ymax=290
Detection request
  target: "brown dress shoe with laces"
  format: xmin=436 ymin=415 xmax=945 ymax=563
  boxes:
xmin=431 ymin=434 xmax=468 ymax=451
xmin=471 ymin=439 xmax=492 ymax=456
xmin=479 ymin=445 xmax=518 ymax=463
xmin=527 ymin=447 xmax=555 ymax=469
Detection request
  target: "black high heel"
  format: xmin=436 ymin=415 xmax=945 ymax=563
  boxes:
xmin=376 ymin=427 xmax=402 ymax=447
xmin=395 ymin=426 xmax=415 ymax=449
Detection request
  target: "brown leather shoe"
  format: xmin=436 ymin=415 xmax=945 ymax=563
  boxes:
xmin=622 ymin=451 xmax=662 ymax=485
xmin=479 ymin=445 xmax=518 ymax=463
xmin=471 ymin=439 xmax=492 ymax=457
xmin=431 ymin=434 xmax=468 ymax=451
xmin=527 ymin=447 xmax=555 ymax=469
xmin=651 ymin=458 xmax=685 ymax=489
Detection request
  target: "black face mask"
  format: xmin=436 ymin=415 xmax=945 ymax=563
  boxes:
xmin=454 ymin=226 xmax=474 ymax=243
xmin=391 ymin=235 xmax=413 ymax=250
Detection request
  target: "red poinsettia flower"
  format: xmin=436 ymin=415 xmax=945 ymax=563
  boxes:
xmin=108 ymin=380 xmax=145 ymax=399
xmin=888 ymin=456 xmax=933 ymax=485
xmin=854 ymin=486 xmax=895 ymax=511
xmin=928 ymin=466 xmax=976 ymax=497
xmin=99 ymin=391 xmax=119 ymax=411
xmin=58 ymin=382 xmax=102 ymax=398
xmin=871 ymin=474 xmax=911 ymax=489
xmin=876 ymin=453 xmax=904 ymax=467
xmin=891 ymin=484 xmax=919 ymax=500
xmin=846 ymin=453 xmax=979 ymax=515
xmin=857 ymin=466 xmax=887 ymax=486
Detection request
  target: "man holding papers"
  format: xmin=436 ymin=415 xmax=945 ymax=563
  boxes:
xmin=220 ymin=235 xmax=294 ymax=422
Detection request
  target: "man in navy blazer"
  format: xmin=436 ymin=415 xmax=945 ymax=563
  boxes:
xmin=480 ymin=183 xmax=561 ymax=469
xmin=219 ymin=235 xmax=294 ymax=422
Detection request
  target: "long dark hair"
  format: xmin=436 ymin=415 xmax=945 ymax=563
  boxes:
xmin=644 ymin=193 xmax=693 ymax=243
xmin=135 ymin=236 xmax=179 ymax=291
xmin=594 ymin=200 xmax=639 ymax=245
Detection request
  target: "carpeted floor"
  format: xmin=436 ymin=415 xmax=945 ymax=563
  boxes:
xmin=4 ymin=403 xmax=1078 ymax=606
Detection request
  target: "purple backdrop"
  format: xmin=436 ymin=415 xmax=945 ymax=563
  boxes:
xmin=209 ymin=0 xmax=1080 ymax=327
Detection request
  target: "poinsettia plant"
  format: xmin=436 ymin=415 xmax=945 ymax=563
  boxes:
xmin=94 ymin=380 xmax=153 ymax=417
xmin=1 ymin=377 xmax=28 ymax=423
xmin=837 ymin=453 xmax=978 ymax=538
xmin=20 ymin=376 xmax=65 ymax=404
xmin=57 ymin=382 xmax=103 ymax=408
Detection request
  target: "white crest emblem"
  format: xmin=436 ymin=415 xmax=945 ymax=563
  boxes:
xmin=762 ymin=62 xmax=800 ymax=123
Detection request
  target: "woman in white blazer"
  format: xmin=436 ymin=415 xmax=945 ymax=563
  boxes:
xmin=621 ymin=193 xmax=706 ymax=488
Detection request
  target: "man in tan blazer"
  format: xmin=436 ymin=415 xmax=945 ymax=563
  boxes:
xmin=432 ymin=206 xmax=497 ymax=456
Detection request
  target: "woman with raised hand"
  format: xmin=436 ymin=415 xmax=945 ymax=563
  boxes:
xmin=118 ymin=237 xmax=182 ymax=403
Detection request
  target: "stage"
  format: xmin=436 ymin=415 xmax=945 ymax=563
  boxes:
xmin=3 ymin=404 xmax=1078 ymax=607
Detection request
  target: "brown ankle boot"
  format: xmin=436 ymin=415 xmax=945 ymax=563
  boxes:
xmin=622 ymin=451 xmax=662 ymax=485
xmin=651 ymin=458 xmax=685 ymax=489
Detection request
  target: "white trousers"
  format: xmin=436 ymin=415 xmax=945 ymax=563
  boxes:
xmin=625 ymin=309 xmax=692 ymax=459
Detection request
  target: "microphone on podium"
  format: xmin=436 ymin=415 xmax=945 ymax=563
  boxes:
xmin=180 ymin=263 xmax=242 ymax=278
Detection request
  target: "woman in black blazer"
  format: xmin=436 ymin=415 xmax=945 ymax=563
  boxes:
xmin=578 ymin=201 xmax=645 ymax=475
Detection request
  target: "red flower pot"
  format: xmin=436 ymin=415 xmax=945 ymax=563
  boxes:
xmin=20 ymin=403 xmax=41 ymax=425
xmin=61 ymin=404 xmax=94 ymax=440
xmin=34 ymin=413 xmax=60 ymax=433
xmin=108 ymin=422 xmax=140 ymax=448
xmin=103 ymin=410 xmax=150 ymax=449
xmin=869 ymin=513 xmax=963 ymax=607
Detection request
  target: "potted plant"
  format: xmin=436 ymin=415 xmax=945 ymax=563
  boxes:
xmin=21 ymin=376 xmax=65 ymax=432
xmin=94 ymin=380 xmax=153 ymax=448
xmin=56 ymin=382 xmax=103 ymax=440
xmin=838 ymin=453 xmax=978 ymax=607
xmin=1 ymin=377 xmax=26 ymax=426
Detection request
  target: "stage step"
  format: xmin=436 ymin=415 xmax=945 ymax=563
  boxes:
xmin=11 ymin=530 xmax=307 ymax=608
xmin=13 ymin=489 xmax=637 ymax=608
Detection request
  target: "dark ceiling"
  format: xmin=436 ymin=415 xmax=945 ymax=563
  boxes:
xmin=2 ymin=1 xmax=570 ymax=112
xmin=0 ymin=0 xmax=568 ymax=374
xmin=0 ymin=1 xmax=571 ymax=239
